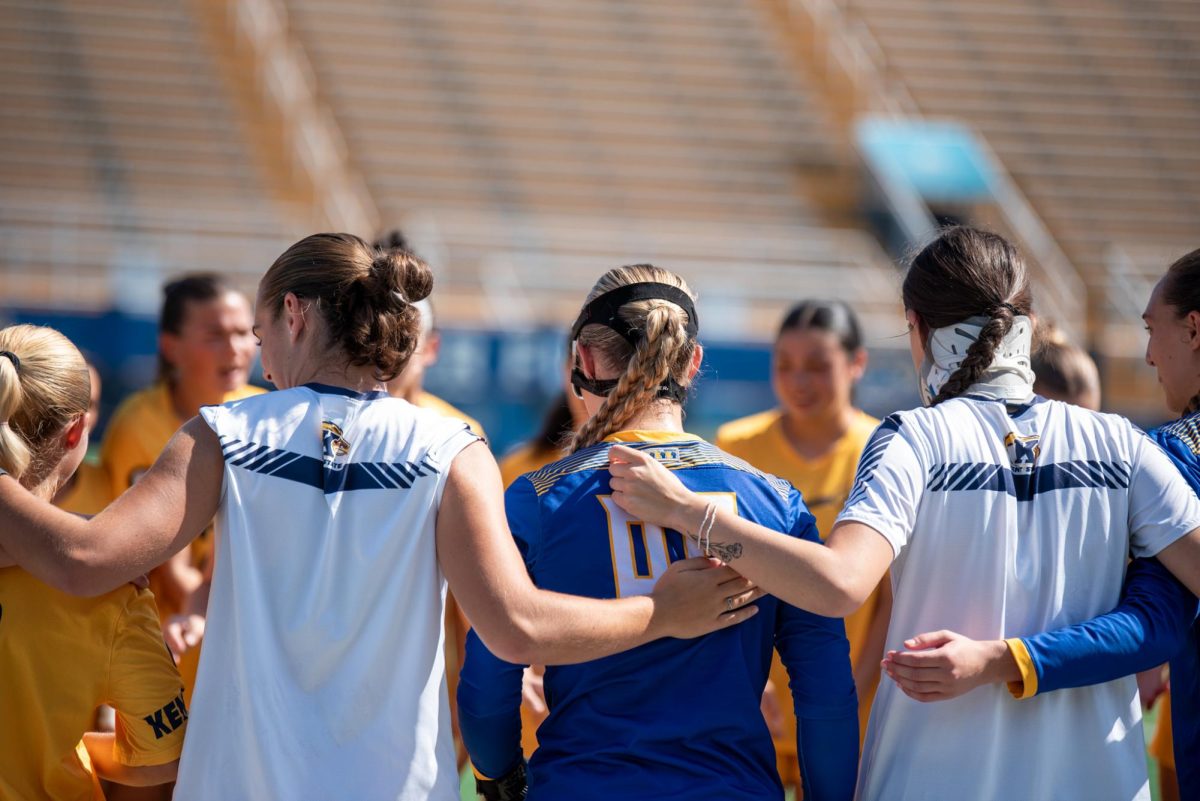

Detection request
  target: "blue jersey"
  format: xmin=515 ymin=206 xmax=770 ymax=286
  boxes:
xmin=1019 ymin=411 xmax=1200 ymax=800
xmin=458 ymin=432 xmax=858 ymax=801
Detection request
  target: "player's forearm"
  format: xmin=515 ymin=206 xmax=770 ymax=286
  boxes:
xmin=668 ymin=499 xmax=863 ymax=617
xmin=1017 ymin=558 xmax=1195 ymax=697
xmin=457 ymin=630 xmax=526 ymax=779
xmin=503 ymin=590 xmax=659 ymax=665
xmin=81 ymin=732 xmax=179 ymax=786
xmin=796 ymin=712 xmax=858 ymax=801
xmin=0 ymin=475 xmax=110 ymax=594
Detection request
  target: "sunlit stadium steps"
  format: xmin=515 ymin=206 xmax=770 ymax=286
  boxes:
xmin=398 ymin=210 xmax=902 ymax=343
xmin=0 ymin=0 xmax=297 ymax=309
xmin=844 ymin=0 xmax=1200 ymax=353
xmin=285 ymin=0 xmax=844 ymax=231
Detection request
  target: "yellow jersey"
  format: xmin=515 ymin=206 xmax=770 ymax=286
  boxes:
xmin=54 ymin=460 xmax=113 ymax=517
xmin=100 ymin=382 xmax=265 ymax=615
xmin=0 ymin=569 xmax=187 ymax=800
xmin=414 ymin=391 xmax=487 ymax=441
xmin=716 ymin=408 xmax=886 ymax=769
xmin=499 ymin=442 xmax=562 ymax=489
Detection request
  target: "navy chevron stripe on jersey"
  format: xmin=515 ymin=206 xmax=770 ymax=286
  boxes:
xmin=845 ymin=415 xmax=902 ymax=507
xmin=1160 ymin=411 xmax=1200 ymax=456
xmin=927 ymin=460 xmax=1130 ymax=500
xmin=218 ymin=435 xmax=438 ymax=494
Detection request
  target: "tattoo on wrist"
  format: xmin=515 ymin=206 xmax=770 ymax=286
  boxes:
xmin=707 ymin=541 xmax=743 ymax=562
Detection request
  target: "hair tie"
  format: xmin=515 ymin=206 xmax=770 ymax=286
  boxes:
xmin=0 ymin=351 xmax=19 ymax=372
xmin=995 ymin=302 xmax=1020 ymax=317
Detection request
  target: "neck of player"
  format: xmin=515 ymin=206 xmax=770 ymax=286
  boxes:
xmin=780 ymin=404 xmax=857 ymax=460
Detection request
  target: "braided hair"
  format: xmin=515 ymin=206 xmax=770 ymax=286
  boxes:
xmin=902 ymin=227 xmax=1033 ymax=406
xmin=569 ymin=265 xmax=697 ymax=452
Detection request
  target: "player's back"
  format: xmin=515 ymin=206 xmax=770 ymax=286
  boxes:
xmin=176 ymin=383 xmax=478 ymax=801
xmin=848 ymin=396 xmax=1186 ymax=801
xmin=507 ymin=432 xmax=855 ymax=801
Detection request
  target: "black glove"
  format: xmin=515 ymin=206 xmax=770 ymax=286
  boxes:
xmin=476 ymin=760 xmax=528 ymax=801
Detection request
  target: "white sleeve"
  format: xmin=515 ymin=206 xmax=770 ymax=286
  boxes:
xmin=1128 ymin=430 xmax=1200 ymax=557
xmin=835 ymin=416 xmax=924 ymax=559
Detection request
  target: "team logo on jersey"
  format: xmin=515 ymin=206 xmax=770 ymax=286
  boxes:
xmin=1004 ymin=432 xmax=1041 ymax=475
xmin=321 ymin=421 xmax=351 ymax=470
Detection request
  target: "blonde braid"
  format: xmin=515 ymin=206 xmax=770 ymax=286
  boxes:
xmin=570 ymin=304 xmax=691 ymax=452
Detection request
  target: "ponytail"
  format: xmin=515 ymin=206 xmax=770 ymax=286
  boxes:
xmin=0 ymin=354 xmax=31 ymax=478
xmin=570 ymin=303 xmax=692 ymax=452
xmin=902 ymin=227 xmax=1033 ymax=405
xmin=567 ymin=265 xmax=698 ymax=453
xmin=0 ymin=325 xmax=91 ymax=484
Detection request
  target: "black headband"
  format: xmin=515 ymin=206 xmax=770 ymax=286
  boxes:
xmin=569 ymin=282 xmax=698 ymax=404
xmin=0 ymin=351 xmax=19 ymax=372
xmin=569 ymin=283 xmax=698 ymax=346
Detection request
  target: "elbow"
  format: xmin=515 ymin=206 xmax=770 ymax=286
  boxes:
xmin=474 ymin=617 xmax=538 ymax=665
xmin=826 ymin=575 xmax=873 ymax=619
xmin=54 ymin=548 xmax=119 ymax=597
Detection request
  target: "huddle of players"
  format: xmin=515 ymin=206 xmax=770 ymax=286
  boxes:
xmin=1 ymin=226 xmax=1198 ymax=800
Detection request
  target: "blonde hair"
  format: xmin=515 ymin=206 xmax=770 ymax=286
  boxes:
xmin=569 ymin=265 xmax=698 ymax=452
xmin=0 ymin=325 xmax=91 ymax=483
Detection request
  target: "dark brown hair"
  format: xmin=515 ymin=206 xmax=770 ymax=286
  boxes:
xmin=1161 ymin=247 xmax=1200 ymax=414
xmin=778 ymin=299 xmax=864 ymax=353
xmin=902 ymin=226 xmax=1032 ymax=405
xmin=158 ymin=273 xmax=236 ymax=383
xmin=259 ymin=233 xmax=433 ymax=381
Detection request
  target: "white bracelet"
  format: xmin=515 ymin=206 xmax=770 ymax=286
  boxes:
xmin=697 ymin=502 xmax=717 ymax=557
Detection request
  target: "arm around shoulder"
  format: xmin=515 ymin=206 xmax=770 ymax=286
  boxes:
xmin=0 ymin=416 xmax=223 ymax=595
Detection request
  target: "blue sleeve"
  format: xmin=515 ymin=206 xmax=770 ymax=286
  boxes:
xmin=1153 ymin=427 xmax=1200 ymax=499
xmin=775 ymin=491 xmax=858 ymax=801
xmin=456 ymin=478 xmax=541 ymax=778
xmin=1024 ymin=557 xmax=1197 ymax=695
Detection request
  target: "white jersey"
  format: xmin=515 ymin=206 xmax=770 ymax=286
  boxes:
xmin=175 ymin=384 xmax=479 ymax=801
xmin=838 ymin=396 xmax=1200 ymax=801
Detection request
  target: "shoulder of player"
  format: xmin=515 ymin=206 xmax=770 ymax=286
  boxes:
xmin=714 ymin=409 xmax=781 ymax=449
xmin=104 ymin=384 xmax=168 ymax=435
xmin=1154 ymin=412 xmax=1200 ymax=456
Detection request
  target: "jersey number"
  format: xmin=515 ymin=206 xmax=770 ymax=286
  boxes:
xmin=598 ymin=493 xmax=737 ymax=598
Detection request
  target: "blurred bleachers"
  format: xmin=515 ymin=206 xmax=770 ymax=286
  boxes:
xmin=843 ymin=0 xmax=1200 ymax=353
xmin=282 ymin=0 xmax=899 ymax=338
xmin=0 ymin=0 xmax=293 ymax=310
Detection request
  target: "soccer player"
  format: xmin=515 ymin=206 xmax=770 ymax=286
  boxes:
xmin=1030 ymin=323 xmax=1101 ymax=410
xmin=458 ymin=265 xmax=859 ymax=801
xmin=0 ymin=234 xmax=759 ymax=801
xmin=716 ymin=300 xmax=890 ymax=782
xmin=54 ymin=360 xmax=113 ymax=515
xmin=0 ymin=325 xmax=186 ymax=797
xmin=607 ymin=227 xmax=1200 ymax=801
xmin=883 ymin=247 xmax=1200 ymax=801
xmin=101 ymin=273 xmax=262 ymax=621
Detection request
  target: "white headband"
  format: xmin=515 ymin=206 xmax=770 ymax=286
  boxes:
xmin=919 ymin=315 xmax=1035 ymax=406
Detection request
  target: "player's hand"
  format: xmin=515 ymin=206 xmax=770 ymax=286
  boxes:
xmin=521 ymin=666 xmax=548 ymax=716
xmin=608 ymin=445 xmax=704 ymax=534
xmin=650 ymin=557 xmax=762 ymax=639
xmin=164 ymin=613 xmax=206 ymax=662
xmin=1136 ymin=665 xmax=1169 ymax=709
xmin=475 ymin=759 xmax=527 ymax=800
xmin=883 ymin=630 xmax=1018 ymax=702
